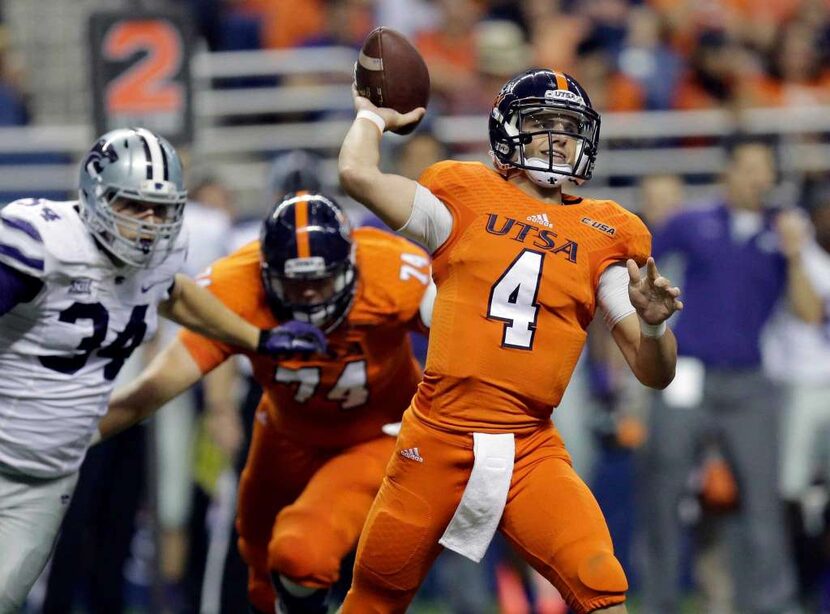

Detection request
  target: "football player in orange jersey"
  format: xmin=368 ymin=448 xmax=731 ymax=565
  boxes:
xmin=337 ymin=69 xmax=684 ymax=613
xmin=97 ymin=192 xmax=435 ymax=614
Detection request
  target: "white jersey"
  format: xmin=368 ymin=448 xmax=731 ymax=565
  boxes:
xmin=763 ymin=240 xmax=830 ymax=384
xmin=0 ymin=199 xmax=186 ymax=478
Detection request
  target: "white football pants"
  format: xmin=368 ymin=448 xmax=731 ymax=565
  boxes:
xmin=0 ymin=470 xmax=77 ymax=613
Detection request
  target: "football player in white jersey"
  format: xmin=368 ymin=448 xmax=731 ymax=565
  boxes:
xmin=0 ymin=127 xmax=301 ymax=612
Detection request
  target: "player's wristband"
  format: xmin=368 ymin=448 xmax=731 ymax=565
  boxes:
xmin=640 ymin=319 xmax=667 ymax=339
xmin=356 ymin=109 xmax=386 ymax=134
xmin=90 ymin=429 xmax=102 ymax=446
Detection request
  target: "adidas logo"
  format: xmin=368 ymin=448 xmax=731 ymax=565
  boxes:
xmin=400 ymin=447 xmax=424 ymax=463
xmin=527 ymin=213 xmax=553 ymax=228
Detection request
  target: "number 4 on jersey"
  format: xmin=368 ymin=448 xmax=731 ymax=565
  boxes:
xmin=487 ymin=250 xmax=544 ymax=350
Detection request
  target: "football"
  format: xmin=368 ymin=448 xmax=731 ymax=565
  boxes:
xmin=354 ymin=27 xmax=430 ymax=135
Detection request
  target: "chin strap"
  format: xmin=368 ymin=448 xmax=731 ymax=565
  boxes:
xmin=524 ymin=168 xmax=570 ymax=188
xmin=523 ymin=158 xmax=578 ymax=189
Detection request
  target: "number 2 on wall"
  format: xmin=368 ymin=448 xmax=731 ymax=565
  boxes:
xmin=104 ymin=20 xmax=184 ymax=114
xmin=487 ymin=250 xmax=544 ymax=350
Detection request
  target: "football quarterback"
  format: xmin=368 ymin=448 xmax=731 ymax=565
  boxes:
xmin=337 ymin=68 xmax=682 ymax=614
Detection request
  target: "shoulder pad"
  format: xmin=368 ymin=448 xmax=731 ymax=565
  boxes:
xmin=0 ymin=199 xmax=92 ymax=277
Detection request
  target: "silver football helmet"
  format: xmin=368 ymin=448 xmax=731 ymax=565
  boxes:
xmin=78 ymin=127 xmax=187 ymax=268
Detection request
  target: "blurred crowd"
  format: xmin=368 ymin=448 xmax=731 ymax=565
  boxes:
xmin=1 ymin=1 xmax=830 ymax=613
xmin=181 ymin=0 xmax=830 ymax=115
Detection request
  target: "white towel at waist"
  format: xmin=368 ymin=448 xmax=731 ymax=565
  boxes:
xmin=439 ymin=432 xmax=515 ymax=562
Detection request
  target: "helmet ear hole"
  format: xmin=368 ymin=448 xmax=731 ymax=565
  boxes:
xmin=496 ymin=140 xmax=514 ymax=161
xmin=492 ymin=123 xmax=516 ymax=163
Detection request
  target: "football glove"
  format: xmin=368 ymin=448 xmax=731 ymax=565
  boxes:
xmin=257 ymin=320 xmax=328 ymax=358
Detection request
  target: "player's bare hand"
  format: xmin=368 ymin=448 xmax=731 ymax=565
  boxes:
xmin=627 ymin=257 xmax=683 ymax=325
xmin=352 ymin=86 xmax=425 ymax=133
xmin=775 ymin=208 xmax=809 ymax=260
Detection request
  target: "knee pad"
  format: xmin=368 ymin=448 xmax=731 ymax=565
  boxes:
xmin=355 ymin=490 xmax=432 ymax=592
xmin=272 ymin=573 xmax=329 ymax=614
xmin=576 ymin=551 xmax=628 ymax=594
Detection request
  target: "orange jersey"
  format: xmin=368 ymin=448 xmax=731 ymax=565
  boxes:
xmin=413 ymin=161 xmax=650 ymax=433
xmin=180 ymin=228 xmax=431 ymax=448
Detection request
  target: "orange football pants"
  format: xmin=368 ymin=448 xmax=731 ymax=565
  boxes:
xmin=341 ymin=409 xmax=628 ymax=614
xmin=236 ymin=407 xmax=395 ymax=612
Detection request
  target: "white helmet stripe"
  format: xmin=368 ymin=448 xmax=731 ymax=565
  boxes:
xmin=135 ymin=127 xmax=165 ymax=182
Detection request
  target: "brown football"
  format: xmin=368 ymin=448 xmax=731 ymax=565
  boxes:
xmin=354 ymin=27 xmax=430 ymax=135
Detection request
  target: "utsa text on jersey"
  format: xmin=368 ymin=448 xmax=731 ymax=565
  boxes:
xmin=485 ymin=213 xmax=579 ymax=263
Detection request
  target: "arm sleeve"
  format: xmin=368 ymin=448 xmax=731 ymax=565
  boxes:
xmin=590 ymin=211 xmax=651 ymax=289
xmin=417 ymin=278 xmax=437 ymax=329
xmin=397 ymin=184 xmax=454 ymax=254
xmin=596 ymin=264 xmax=636 ymax=329
xmin=0 ymin=261 xmax=43 ymax=316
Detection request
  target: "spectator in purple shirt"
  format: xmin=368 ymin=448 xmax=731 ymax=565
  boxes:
xmin=636 ymin=135 xmax=821 ymax=614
